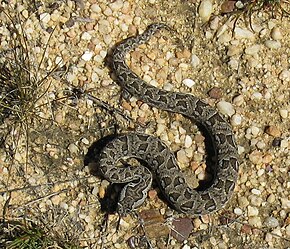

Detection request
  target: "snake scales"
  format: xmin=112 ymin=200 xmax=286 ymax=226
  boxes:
xmin=98 ymin=23 xmax=239 ymax=216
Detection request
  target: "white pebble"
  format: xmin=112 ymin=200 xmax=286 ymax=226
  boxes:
xmin=91 ymin=4 xmax=101 ymax=13
xmin=40 ymin=13 xmax=50 ymax=23
xmin=82 ymin=51 xmax=94 ymax=61
xmin=279 ymin=69 xmax=290 ymax=82
xmin=250 ymin=126 xmax=260 ymax=136
xmin=233 ymin=95 xmax=244 ymax=106
xmin=248 ymin=206 xmax=259 ymax=216
xmin=265 ymin=40 xmax=281 ymax=49
xmin=271 ymin=27 xmax=283 ymax=40
xmin=183 ymin=78 xmax=196 ymax=88
xmin=234 ymin=27 xmax=255 ymax=39
xmin=198 ymin=0 xmax=213 ymax=23
xmin=279 ymin=109 xmax=288 ymax=119
xmin=191 ymin=54 xmax=200 ymax=67
xmin=216 ymin=101 xmax=235 ymax=116
xmin=252 ymin=92 xmax=263 ymax=100
xmin=234 ymin=207 xmax=243 ymax=215
xmin=68 ymin=143 xmax=79 ymax=154
xmin=251 ymin=188 xmax=261 ymax=195
xmin=264 ymin=217 xmax=279 ymax=228
xmin=231 ymin=114 xmax=242 ymax=126
xmin=184 ymin=135 xmax=193 ymax=148
xmin=245 ymin=44 xmax=261 ymax=55
xmin=81 ymin=32 xmax=92 ymax=40
xmin=81 ymin=137 xmax=90 ymax=145
xmin=181 ymin=245 xmax=190 ymax=249
xmin=177 ymin=149 xmax=189 ymax=164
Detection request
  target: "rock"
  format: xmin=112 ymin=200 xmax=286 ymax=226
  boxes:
xmin=264 ymin=217 xmax=279 ymax=228
xmin=279 ymin=69 xmax=290 ymax=82
xmin=265 ymin=125 xmax=281 ymax=137
xmin=171 ymin=218 xmax=193 ymax=242
xmin=265 ymin=40 xmax=281 ymax=49
xmin=191 ymin=54 xmax=200 ymax=67
xmin=199 ymin=0 xmax=213 ymax=23
xmin=182 ymin=78 xmax=195 ymax=88
xmin=216 ymin=100 xmax=235 ymax=116
xmin=248 ymin=150 xmax=263 ymax=164
xmin=81 ymin=51 xmax=94 ymax=61
xmin=271 ymin=27 xmax=283 ymax=40
xmin=139 ymin=210 xmax=170 ymax=239
xmin=208 ymin=87 xmax=223 ymax=99
xmin=248 ymin=206 xmax=259 ymax=216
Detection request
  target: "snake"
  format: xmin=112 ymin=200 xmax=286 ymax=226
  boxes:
xmin=97 ymin=23 xmax=239 ymax=216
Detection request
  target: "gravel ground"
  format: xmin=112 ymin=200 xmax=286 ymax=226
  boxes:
xmin=0 ymin=0 xmax=289 ymax=248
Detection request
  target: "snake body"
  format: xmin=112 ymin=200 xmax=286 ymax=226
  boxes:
xmin=98 ymin=23 xmax=239 ymax=215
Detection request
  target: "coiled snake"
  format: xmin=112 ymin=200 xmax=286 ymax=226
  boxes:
xmin=98 ymin=23 xmax=239 ymax=216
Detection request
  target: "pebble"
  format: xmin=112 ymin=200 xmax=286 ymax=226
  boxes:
xmin=245 ymin=45 xmax=261 ymax=55
xmin=251 ymin=188 xmax=261 ymax=195
xmin=248 ymin=216 xmax=262 ymax=227
xmin=248 ymin=206 xmax=259 ymax=216
xmin=233 ymin=95 xmax=244 ymax=106
xmin=231 ymin=114 xmax=242 ymax=126
xmin=216 ymin=100 xmax=235 ymax=116
xmin=265 ymin=125 xmax=281 ymax=137
xmin=40 ymin=12 xmax=51 ymax=23
xmin=184 ymin=135 xmax=193 ymax=148
xmin=279 ymin=109 xmax=288 ymax=119
xmin=68 ymin=143 xmax=79 ymax=154
xmin=279 ymin=69 xmax=290 ymax=82
xmin=234 ymin=27 xmax=255 ymax=39
xmin=191 ymin=54 xmax=200 ymax=67
xmin=81 ymin=51 xmax=94 ymax=61
xmin=208 ymin=87 xmax=223 ymax=99
xmin=265 ymin=40 xmax=281 ymax=49
xmin=177 ymin=149 xmax=189 ymax=164
xmin=198 ymin=0 xmax=213 ymax=22
xmin=172 ymin=218 xmax=193 ymax=242
xmin=234 ymin=207 xmax=243 ymax=215
xmin=271 ymin=27 xmax=283 ymax=40
xmin=182 ymin=78 xmax=195 ymax=88
xmin=264 ymin=217 xmax=279 ymax=228
xmin=248 ymin=150 xmax=263 ymax=164
xmin=238 ymin=196 xmax=249 ymax=208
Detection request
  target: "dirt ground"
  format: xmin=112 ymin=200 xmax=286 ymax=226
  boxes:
xmin=0 ymin=0 xmax=289 ymax=248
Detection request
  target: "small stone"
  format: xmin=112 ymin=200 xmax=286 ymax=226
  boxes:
xmin=238 ymin=196 xmax=249 ymax=208
xmin=208 ymin=87 xmax=223 ymax=99
xmin=251 ymin=188 xmax=261 ymax=195
xmin=241 ymin=224 xmax=252 ymax=234
xmin=264 ymin=217 xmax=279 ymax=228
xmin=81 ymin=51 xmax=94 ymax=61
xmin=248 ymin=206 xmax=259 ymax=216
xmin=191 ymin=54 xmax=200 ymax=67
xmin=248 ymin=150 xmax=263 ymax=164
xmin=171 ymin=218 xmax=193 ymax=242
xmin=40 ymin=13 xmax=50 ymax=23
xmin=193 ymin=218 xmax=202 ymax=228
xmin=81 ymin=137 xmax=89 ymax=145
xmin=68 ymin=143 xmax=79 ymax=154
xmin=279 ymin=69 xmax=290 ymax=82
xmin=91 ymin=3 xmax=101 ymax=13
xmin=231 ymin=114 xmax=242 ymax=126
xmin=233 ymin=95 xmax=244 ymax=106
xmin=279 ymin=109 xmax=288 ymax=119
xmin=248 ymin=216 xmax=262 ymax=227
xmin=139 ymin=210 xmax=170 ymax=239
xmin=184 ymin=135 xmax=193 ymax=148
xmin=234 ymin=27 xmax=255 ymax=39
xmin=271 ymin=27 xmax=283 ymax=40
xmin=281 ymin=198 xmax=290 ymax=209
xmin=81 ymin=32 xmax=92 ymax=40
xmin=265 ymin=126 xmax=281 ymax=137
xmin=234 ymin=208 xmax=243 ymax=215
xmin=245 ymin=44 xmax=261 ymax=55
xmin=265 ymin=40 xmax=281 ymax=49
xmin=221 ymin=0 xmax=236 ymax=13
xmin=267 ymin=193 xmax=276 ymax=203
xmin=250 ymin=126 xmax=260 ymax=136
xmin=216 ymin=101 xmax=235 ymax=116
xmin=182 ymin=78 xmax=195 ymax=88
xmin=177 ymin=149 xmax=189 ymax=164
xmin=198 ymin=0 xmax=213 ymax=22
